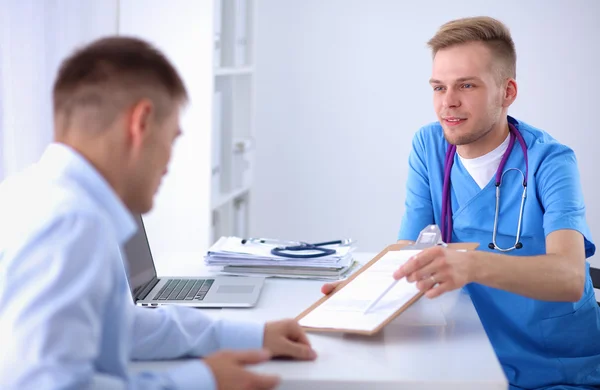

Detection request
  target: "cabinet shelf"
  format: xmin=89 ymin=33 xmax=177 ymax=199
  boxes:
xmin=212 ymin=185 xmax=250 ymax=210
xmin=214 ymin=66 xmax=254 ymax=76
xmin=211 ymin=0 xmax=255 ymax=240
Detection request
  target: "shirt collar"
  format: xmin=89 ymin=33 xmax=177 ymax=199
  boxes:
xmin=508 ymin=115 xmax=520 ymax=129
xmin=37 ymin=142 xmax=137 ymax=245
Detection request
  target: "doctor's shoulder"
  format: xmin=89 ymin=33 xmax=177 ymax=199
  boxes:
xmin=409 ymin=121 xmax=446 ymax=154
xmin=517 ymin=120 xmax=580 ymax=167
xmin=518 ymin=120 xmax=585 ymax=210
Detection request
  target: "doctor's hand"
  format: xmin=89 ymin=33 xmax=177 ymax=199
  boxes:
xmin=263 ymin=319 xmax=318 ymax=361
xmin=203 ymin=349 xmax=280 ymax=390
xmin=393 ymin=246 xmax=475 ymax=299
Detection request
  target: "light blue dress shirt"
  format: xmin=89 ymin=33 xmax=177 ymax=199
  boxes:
xmin=398 ymin=116 xmax=600 ymax=389
xmin=0 ymin=143 xmax=264 ymax=390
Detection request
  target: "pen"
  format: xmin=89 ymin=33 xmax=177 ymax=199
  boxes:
xmin=363 ymin=279 xmax=399 ymax=314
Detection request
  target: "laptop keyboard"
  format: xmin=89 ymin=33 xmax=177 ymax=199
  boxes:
xmin=153 ymin=279 xmax=215 ymax=301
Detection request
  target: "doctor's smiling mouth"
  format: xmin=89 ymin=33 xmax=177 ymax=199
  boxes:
xmin=442 ymin=116 xmax=467 ymax=127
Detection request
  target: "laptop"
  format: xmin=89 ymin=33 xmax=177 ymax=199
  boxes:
xmin=122 ymin=214 xmax=265 ymax=308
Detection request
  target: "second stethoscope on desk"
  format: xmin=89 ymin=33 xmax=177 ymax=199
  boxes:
xmin=241 ymin=238 xmax=355 ymax=259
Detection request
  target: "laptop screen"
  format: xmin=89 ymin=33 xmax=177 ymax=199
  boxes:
xmin=122 ymin=215 xmax=158 ymax=296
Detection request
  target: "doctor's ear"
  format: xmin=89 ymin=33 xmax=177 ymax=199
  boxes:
xmin=502 ymin=78 xmax=518 ymax=107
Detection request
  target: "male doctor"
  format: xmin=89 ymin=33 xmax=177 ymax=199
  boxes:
xmin=0 ymin=37 xmax=316 ymax=389
xmin=323 ymin=16 xmax=600 ymax=389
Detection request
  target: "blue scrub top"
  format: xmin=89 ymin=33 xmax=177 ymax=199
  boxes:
xmin=398 ymin=116 xmax=600 ymax=389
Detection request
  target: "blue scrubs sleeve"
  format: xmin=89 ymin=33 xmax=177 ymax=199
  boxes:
xmin=398 ymin=130 xmax=435 ymax=241
xmin=537 ymin=144 xmax=595 ymax=257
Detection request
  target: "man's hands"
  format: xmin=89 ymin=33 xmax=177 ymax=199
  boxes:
xmin=203 ymin=349 xmax=279 ymax=390
xmin=393 ymin=246 xmax=474 ymax=298
xmin=263 ymin=319 xmax=317 ymax=360
xmin=204 ymin=319 xmax=316 ymax=390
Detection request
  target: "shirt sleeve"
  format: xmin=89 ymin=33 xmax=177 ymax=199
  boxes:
xmin=128 ymin=306 xmax=264 ymax=390
xmin=398 ymin=130 xmax=435 ymax=241
xmin=0 ymin=212 xmax=219 ymax=390
xmin=536 ymin=144 xmax=596 ymax=258
xmin=88 ymin=361 xmax=215 ymax=390
xmin=130 ymin=305 xmax=265 ymax=360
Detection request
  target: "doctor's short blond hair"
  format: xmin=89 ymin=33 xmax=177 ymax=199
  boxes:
xmin=427 ymin=16 xmax=517 ymax=82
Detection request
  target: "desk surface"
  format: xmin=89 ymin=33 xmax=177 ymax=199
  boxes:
xmin=131 ymin=252 xmax=508 ymax=390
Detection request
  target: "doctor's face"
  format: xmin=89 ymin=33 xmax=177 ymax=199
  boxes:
xmin=430 ymin=41 xmax=506 ymax=146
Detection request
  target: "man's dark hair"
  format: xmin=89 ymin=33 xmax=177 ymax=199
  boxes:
xmin=53 ymin=36 xmax=187 ymax=134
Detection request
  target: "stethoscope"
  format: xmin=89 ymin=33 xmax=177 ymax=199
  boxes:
xmin=441 ymin=122 xmax=529 ymax=252
xmin=241 ymin=238 xmax=354 ymax=259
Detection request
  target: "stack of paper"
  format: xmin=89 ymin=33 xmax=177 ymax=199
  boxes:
xmin=204 ymin=236 xmax=357 ymax=280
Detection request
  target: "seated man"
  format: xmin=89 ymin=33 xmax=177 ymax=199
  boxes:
xmin=0 ymin=37 xmax=316 ymax=390
xmin=324 ymin=16 xmax=599 ymax=390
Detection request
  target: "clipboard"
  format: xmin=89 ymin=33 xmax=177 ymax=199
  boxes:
xmin=295 ymin=225 xmax=479 ymax=335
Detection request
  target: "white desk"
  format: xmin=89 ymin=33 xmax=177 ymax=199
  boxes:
xmin=131 ymin=252 xmax=508 ymax=389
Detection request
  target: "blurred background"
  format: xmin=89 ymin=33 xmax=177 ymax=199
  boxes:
xmin=1 ymin=0 xmax=599 ymax=272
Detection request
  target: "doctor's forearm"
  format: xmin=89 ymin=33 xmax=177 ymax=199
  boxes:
xmin=470 ymin=252 xmax=585 ymax=302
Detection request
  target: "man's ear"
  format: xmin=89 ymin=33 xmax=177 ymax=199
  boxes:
xmin=128 ymin=99 xmax=154 ymax=147
xmin=502 ymin=78 xmax=518 ymax=108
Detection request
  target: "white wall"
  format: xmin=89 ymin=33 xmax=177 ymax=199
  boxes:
xmin=0 ymin=0 xmax=118 ymax=180
xmin=251 ymin=0 xmax=600 ymax=265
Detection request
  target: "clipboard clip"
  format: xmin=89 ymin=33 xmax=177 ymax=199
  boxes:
xmin=404 ymin=224 xmax=447 ymax=250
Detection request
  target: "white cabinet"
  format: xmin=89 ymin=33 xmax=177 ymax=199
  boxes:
xmin=118 ymin=0 xmax=255 ymax=270
xmin=211 ymin=0 xmax=256 ymax=244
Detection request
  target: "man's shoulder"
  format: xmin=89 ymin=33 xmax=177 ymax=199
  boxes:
xmin=0 ymin=168 xmax=108 ymax=247
xmin=0 ymin=168 xmax=97 ymax=212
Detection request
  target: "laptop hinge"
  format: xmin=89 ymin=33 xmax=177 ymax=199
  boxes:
xmin=135 ymin=277 xmax=160 ymax=301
